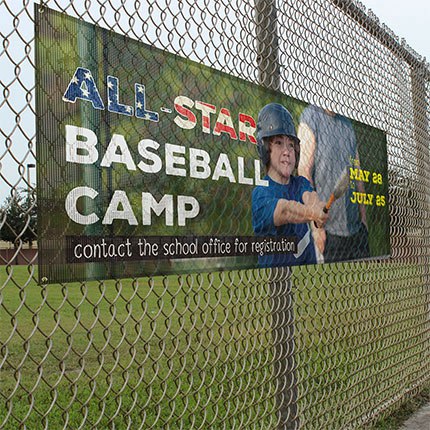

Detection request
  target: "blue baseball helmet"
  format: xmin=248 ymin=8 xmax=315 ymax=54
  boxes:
xmin=256 ymin=103 xmax=300 ymax=167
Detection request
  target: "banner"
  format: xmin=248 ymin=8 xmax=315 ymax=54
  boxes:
xmin=35 ymin=7 xmax=390 ymax=283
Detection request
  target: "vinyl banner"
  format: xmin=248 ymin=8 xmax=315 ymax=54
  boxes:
xmin=35 ymin=7 xmax=390 ymax=283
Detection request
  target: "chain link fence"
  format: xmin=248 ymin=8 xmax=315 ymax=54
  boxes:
xmin=1 ymin=0 xmax=429 ymax=429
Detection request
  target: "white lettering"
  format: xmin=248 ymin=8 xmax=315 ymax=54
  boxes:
xmin=102 ymin=190 xmax=138 ymax=225
xmin=189 ymin=147 xmax=211 ymax=179
xmin=177 ymin=195 xmax=200 ymax=226
xmin=165 ymin=143 xmax=186 ymax=177
xmin=137 ymin=139 xmax=162 ymax=173
xmin=237 ymin=157 xmax=253 ymax=185
xmin=65 ymin=186 xmax=99 ymax=225
xmin=101 ymin=134 xmax=136 ymax=170
xmin=212 ymin=153 xmax=236 ymax=182
xmin=254 ymin=159 xmax=269 ymax=186
xmin=142 ymin=193 xmax=174 ymax=226
xmin=66 ymin=125 xmax=98 ymax=164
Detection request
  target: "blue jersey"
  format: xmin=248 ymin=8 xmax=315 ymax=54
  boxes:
xmin=252 ymin=175 xmax=317 ymax=267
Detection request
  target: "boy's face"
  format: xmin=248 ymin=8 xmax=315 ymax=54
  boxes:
xmin=267 ymin=135 xmax=296 ymax=184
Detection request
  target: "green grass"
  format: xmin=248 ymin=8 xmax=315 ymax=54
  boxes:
xmin=1 ymin=263 xmax=429 ymax=429
xmin=1 ymin=266 xmax=278 ymax=429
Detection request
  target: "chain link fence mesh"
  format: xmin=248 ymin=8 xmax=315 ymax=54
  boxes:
xmin=1 ymin=0 xmax=429 ymax=429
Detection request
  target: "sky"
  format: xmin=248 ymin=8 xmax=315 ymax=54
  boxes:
xmin=361 ymin=0 xmax=430 ymax=62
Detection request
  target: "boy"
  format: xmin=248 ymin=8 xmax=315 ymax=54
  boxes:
xmin=252 ymin=103 xmax=328 ymax=267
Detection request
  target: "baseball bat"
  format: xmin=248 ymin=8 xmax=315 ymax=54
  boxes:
xmin=323 ymin=167 xmax=350 ymax=212
xmin=314 ymin=167 xmax=350 ymax=227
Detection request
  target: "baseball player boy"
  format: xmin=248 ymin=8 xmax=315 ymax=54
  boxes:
xmin=252 ymin=103 xmax=328 ymax=267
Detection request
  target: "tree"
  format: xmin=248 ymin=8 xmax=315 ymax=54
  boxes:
xmin=0 ymin=188 xmax=37 ymax=248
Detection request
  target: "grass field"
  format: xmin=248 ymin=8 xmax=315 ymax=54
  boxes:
xmin=1 ymin=262 xmax=429 ymax=429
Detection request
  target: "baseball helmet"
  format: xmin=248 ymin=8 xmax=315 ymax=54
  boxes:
xmin=256 ymin=103 xmax=300 ymax=167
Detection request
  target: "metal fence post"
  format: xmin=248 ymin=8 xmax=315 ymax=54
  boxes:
xmin=256 ymin=0 xmax=280 ymax=91
xmin=77 ymin=21 xmax=104 ymax=279
xmin=256 ymin=2 xmax=298 ymax=428
xmin=269 ymin=268 xmax=299 ymax=429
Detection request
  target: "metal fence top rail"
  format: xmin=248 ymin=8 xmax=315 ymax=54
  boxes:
xmin=331 ymin=0 xmax=430 ymax=77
